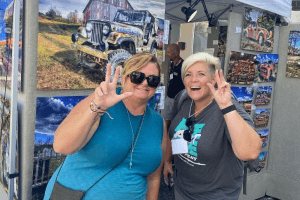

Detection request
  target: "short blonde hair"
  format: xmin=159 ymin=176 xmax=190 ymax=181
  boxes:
xmin=181 ymin=52 xmax=220 ymax=80
xmin=122 ymin=53 xmax=161 ymax=78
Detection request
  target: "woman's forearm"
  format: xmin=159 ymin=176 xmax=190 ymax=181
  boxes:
xmin=224 ymin=110 xmax=261 ymax=161
xmin=53 ymin=94 xmax=101 ymax=154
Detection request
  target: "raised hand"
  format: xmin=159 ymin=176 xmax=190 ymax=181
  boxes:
xmin=207 ymin=69 xmax=233 ymax=110
xmin=93 ymin=63 xmax=132 ymax=110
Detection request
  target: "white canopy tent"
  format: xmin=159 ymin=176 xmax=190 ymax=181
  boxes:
xmin=165 ymin=0 xmax=292 ymax=24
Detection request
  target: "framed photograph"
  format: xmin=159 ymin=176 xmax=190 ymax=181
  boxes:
xmin=258 ymin=151 xmax=268 ymax=168
xmin=254 ymin=108 xmax=271 ymax=128
xmin=255 ymin=86 xmax=272 ymax=106
xmin=286 ymin=31 xmax=300 ymax=78
xmin=241 ymin=7 xmax=276 ymax=52
xmin=231 ymin=86 xmax=254 ymax=114
xmin=257 ymin=129 xmax=269 ymax=147
xmin=226 ymin=51 xmax=256 ymax=85
xmin=255 ymin=54 xmax=278 ymax=82
xmin=37 ymin=0 xmax=165 ymax=90
xmin=32 ymin=96 xmax=86 ymax=198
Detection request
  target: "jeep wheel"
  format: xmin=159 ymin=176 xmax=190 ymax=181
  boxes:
xmin=79 ymin=54 xmax=100 ymax=69
xmin=259 ymin=34 xmax=264 ymax=46
xmin=106 ymin=49 xmax=132 ymax=84
xmin=150 ymin=41 xmax=157 ymax=56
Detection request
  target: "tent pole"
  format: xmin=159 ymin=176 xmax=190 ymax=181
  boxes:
xmin=8 ymin=0 xmax=20 ymax=199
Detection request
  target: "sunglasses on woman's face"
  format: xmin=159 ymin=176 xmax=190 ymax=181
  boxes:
xmin=129 ymin=71 xmax=160 ymax=88
xmin=183 ymin=117 xmax=194 ymax=142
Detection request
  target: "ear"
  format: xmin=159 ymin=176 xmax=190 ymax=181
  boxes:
xmin=212 ymin=73 xmax=217 ymax=88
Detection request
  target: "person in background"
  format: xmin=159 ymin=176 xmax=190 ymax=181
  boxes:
xmin=163 ymin=52 xmax=261 ymax=200
xmin=44 ymin=53 xmax=166 ymax=200
xmin=162 ymin=43 xmax=185 ymax=128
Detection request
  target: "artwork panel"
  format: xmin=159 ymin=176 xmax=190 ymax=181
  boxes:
xmin=257 ymin=129 xmax=269 ymax=148
xmin=0 ymin=94 xmax=18 ymax=199
xmin=255 ymin=86 xmax=272 ymax=106
xmin=286 ymin=30 xmax=300 ymax=78
xmin=32 ymin=95 xmax=86 ymax=199
xmin=193 ymin=21 xmax=209 ymax=54
xmin=217 ymin=26 xmax=227 ymax=57
xmin=241 ymin=7 xmax=276 ymax=53
xmin=226 ymin=51 xmax=256 ymax=85
xmin=37 ymin=0 xmax=166 ymax=90
xmin=254 ymin=108 xmax=271 ymax=128
xmin=231 ymin=86 xmax=254 ymax=114
xmin=0 ymin=0 xmax=23 ymax=91
xmin=255 ymin=54 xmax=278 ymax=82
xmin=258 ymin=151 xmax=268 ymax=169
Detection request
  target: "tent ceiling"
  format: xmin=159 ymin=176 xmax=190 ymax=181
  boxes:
xmin=165 ymin=0 xmax=292 ymax=24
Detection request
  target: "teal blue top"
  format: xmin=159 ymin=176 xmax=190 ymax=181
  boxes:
xmin=44 ymin=95 xmax=163 ymax=199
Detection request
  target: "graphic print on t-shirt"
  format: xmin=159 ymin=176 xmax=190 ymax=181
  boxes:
xmin=173 ymin=118 xmax=206 ymax=166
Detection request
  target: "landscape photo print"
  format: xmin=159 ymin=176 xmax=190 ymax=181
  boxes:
xmin=241 ymin=7 xmax=276 ymax=53
xmin=37 ymin=0 xmax=166 ymax=90
xmin=287 ymin=30 xmax=300 ymax=78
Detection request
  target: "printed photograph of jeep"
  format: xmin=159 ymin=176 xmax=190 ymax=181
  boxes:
xmin=72 ymin=9 xmax=159 ymax=81
xmin=241 ymin=7 xmax=276 ymax=53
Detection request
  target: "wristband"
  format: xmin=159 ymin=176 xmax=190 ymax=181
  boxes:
xmin=221 ymin=104 xmax=236 ymax=115
xmin=90 ymin=100 xmax=106 ymax=113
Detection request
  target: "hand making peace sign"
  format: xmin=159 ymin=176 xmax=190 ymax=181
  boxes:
xmin=207 ymin=69 xmax=233 ymax=110
xmin=93 ymin=63 xmax=132 ymax=111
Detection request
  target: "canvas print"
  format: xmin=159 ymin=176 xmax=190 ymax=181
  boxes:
xmin=231 ymin=86 xmax=254 ymax=114
xmin=287 ymin=31 xmax=300 ymax=78
xmin=226 ymin=51 xmax=256 ymax=85
xmin=0 ymin=0 xmax=23 ymax=91
xmin=255 ymin=86 xmax=272 ymax=106
xmin=257 ymin=129 xmax=269 ymax=148
xmin=258 ymin=151 xmax=268 ymax=168
xmin=255 ymin=54 xmax=278 ymax=82
xmin=254 ymin=108 xmax=271 ymax=128
xmin=32 ymin=96 xmax=86 ymax=199
xmin=193 ymin=21 xmax=209 ymax=54
xmin=217 ymin=26 xmax=227 ymax=57
xmin=37 ymin=0 xmax=166 ymax=90
xmin=241 ymin=7 xmax=275 ymax=52
xmin=0 ymin=95 xmax=18 ymax=199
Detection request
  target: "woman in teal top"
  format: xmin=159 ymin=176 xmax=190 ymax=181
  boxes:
xmin=44 ymin=53 xmax=166 ymax=199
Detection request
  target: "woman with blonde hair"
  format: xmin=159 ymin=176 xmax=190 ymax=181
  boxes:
xmin=44 ymin=53 xmax=166 ymax=200
xmin=163 ymin=52 xmax=261 ymax=200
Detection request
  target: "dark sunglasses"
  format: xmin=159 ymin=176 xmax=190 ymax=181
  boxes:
xmin=129 ymin=71 xmax=160 ymax=88
xmin=183 ymin=117 xmax=194 ymax=142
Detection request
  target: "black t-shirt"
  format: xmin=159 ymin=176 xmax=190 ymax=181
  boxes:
xmin=169 ymin=91 xmax=255 ymax=199
xmin=167 ymin=59 xmax=185 ymax=98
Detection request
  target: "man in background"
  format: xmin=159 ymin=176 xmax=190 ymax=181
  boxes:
xmin=161 ymin=43 xmax=185 ymax=128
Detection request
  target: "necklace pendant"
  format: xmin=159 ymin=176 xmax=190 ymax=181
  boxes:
xmin=129 ymin=162 xmax=132 ymax=170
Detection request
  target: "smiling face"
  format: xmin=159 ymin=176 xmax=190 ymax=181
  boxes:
xmin=122 ymin=62 xmax=159 ymax=103
xmin=183 ymin=61 xmax=215 ymax=103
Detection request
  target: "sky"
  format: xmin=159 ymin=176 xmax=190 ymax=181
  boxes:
xmin=257 ymin=129 xmax=269 ymax=136
xmin=231 ymin=87 xmax=254 ymax=102
xmin=39 ymin=0 xmax=165 ymax=20
xmin=256 ymin=54 xmax=278 ymax=64
xmin=257 ymin=86 xmax=272 ymax=94
xmin=34 ymin=96 xmax=86 ymax=144
xmin=255 ymin=108 xmax=271 ymax=115
xmin=0 ymin=0 xmax=13 ymax=41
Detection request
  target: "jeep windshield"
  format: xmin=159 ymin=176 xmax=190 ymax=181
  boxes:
xmin=114 ymin=10 xmax=147 ymax=27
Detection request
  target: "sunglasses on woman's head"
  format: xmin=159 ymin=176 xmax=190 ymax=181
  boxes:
xmin=183 ymin=117 xmax=194 ymax=142
xmin=129 ymin=71 xmax=160 ymax=88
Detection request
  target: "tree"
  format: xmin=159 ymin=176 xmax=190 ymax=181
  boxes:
xmin=67 ymin=10 xmax=79 ymax=23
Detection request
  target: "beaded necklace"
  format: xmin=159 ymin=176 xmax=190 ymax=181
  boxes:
xmin=126 ymin=107 xmax=146 ymax=170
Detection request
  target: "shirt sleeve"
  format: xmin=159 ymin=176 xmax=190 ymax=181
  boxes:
xmin=225 ymin=97 xmax=255 ymax=143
